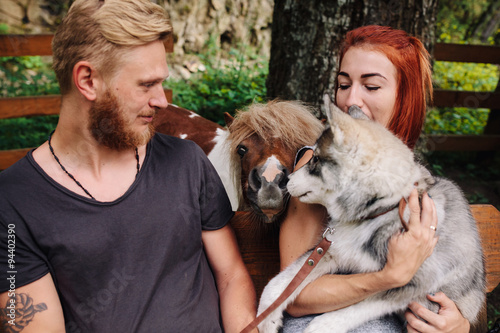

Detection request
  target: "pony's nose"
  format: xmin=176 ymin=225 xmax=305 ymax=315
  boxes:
xmin=248 ymin=165 xmax=288 ymax=191
xmin=247 ymin=155 xmax=290 ymax=211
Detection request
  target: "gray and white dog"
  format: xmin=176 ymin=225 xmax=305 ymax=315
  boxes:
xmin=257 ymin=96 xmax=485 ymax=333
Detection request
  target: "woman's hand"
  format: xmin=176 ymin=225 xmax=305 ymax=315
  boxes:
xmin=405 ymin=292 xmax=470 ymax=333
xmin=380 ymin=189 xmax=438 ymax=288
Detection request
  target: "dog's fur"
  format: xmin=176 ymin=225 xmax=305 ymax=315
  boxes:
xmin=257 ymin=96 xmax=485 ymax=333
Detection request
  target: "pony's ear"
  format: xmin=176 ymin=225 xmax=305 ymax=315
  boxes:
xmin=224 ymin=112 xmax=234 ymax=128
xmin=348 ymin=105 xmax=370 ymax=120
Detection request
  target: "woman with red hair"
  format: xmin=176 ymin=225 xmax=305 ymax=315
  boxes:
xmin=279 ymin=26 xmax=470 ymax=332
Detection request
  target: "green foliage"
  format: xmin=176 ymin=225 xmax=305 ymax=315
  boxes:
xmin=0 ymin=116 xmax=58 ymax=150
xmin=166 ymin=36 xmax=268 ymax=125
xmin=0 ymin=56 xmax=60 ymax=149
xmin=0 ymin=56 xmax=60 ymax=97
xmin=436 ymin=0 xmax=500 ymax=44
xmin=425 ymin=61 xmax=499 ymax=135
xmin=433 ymin=61 xmax=499 ymax=91
xmin=0 ymin=24 xmax=9 ymax=35
xmin=425 ymin=107 xmax=489 ymax=135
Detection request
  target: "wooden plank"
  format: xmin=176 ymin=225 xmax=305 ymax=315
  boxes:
xmin=433 ymin=89 xmax=500 ymax=109
xmin=0 ymin=34 xmax=173 ymax=57
xmin=434 ymin=43 xmax=500 ymax=64
xmin=0 ymin=148 xmax=32 ymax=170
xmin=426 ymin=135 xmax=500 ymax=151
xmin=0 ymin=89 xmax=173 ymax=120
xmin=471 ymin=205 xmax=500 ymax=293
xmin=0 ymin=90 xmax=174 ymax=168
xmin=0 ymin=95 xmax=61 ymax=119
xmin=0 ymin=34 xmax=53 ymax=57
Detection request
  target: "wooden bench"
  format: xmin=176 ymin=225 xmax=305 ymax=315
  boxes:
xmin=231 ymin=205 xmax=500 ymax=333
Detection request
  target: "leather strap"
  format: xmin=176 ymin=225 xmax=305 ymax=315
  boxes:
xmin=240 ymin=235 xmax=333 ymax=333
xmin=240 ymin=194 xmax=410 ymax=333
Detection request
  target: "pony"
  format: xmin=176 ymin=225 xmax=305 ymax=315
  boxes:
xmin=154 ymin=101 xmax=324 ymax=224
xmin=225 ymin=100 xmax=324 ymax=223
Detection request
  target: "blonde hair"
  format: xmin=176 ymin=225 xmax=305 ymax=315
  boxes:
xmin=228 ymin=100 xmax=324 ymax=154
xmin=52 ymin=0 xmax=172 ymax=95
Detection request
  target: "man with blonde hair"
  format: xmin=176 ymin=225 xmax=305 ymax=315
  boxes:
xmin=0 ymin=0 xmax=256 ymax=332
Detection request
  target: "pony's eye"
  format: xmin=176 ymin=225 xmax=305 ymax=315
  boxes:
xmin=237 ymin=145 xmax=248 ymax=158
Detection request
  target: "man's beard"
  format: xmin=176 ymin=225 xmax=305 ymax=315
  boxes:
xmin=88 ymin=90 xmax=155 ymax=151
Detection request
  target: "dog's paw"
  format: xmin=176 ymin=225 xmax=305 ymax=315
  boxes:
xmin=258 ymin=313 xmax=283 ymax=333
xmin=304 ymin=314 xmax=346 ymax=333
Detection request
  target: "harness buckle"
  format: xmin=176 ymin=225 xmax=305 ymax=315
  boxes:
xmin=322 ymin=227 xmax=335 ymax=239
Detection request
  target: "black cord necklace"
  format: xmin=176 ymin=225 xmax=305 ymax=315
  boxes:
xmin=48 ymin=131 xmax=140 ymax=200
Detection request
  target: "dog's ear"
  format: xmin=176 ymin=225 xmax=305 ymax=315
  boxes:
xmin=322 ymin=93 xmax=355 ymax=126
xmin=323 ymin=94 xmax=334 ymax=124
xmin=322 ymin=93 xmax=356 ymax=146
xmin=348 ymin=105 xmax=370 ymax=120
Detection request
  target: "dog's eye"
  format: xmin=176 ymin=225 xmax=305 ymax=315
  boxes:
xmin=310 ymin=155 xmax=320 ymax=169
xmin=236 ymin=144 xmax=248 ymax=158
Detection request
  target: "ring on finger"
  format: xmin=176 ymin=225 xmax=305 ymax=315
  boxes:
xmin=429 ymin=225 xmax=437 ymax=232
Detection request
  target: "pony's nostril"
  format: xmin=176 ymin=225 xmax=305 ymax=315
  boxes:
xmin=278 ymin=170 xmax=289 ymax=189
xmin=249 ymin=168 xmax=262 ymax=190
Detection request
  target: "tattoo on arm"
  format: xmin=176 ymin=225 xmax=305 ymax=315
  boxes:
xmin=1 ymin=293 xmax=47 ymax=332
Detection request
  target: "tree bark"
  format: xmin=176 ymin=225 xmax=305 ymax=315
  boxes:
xmin=267 ymin=0 xmax=438 ymax=117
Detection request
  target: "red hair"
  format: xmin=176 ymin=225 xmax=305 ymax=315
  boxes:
xmin=336 ymin=25 xmax=433 ymax=149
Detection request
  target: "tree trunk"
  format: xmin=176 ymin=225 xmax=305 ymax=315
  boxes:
xmin=266 ymin=0 xmax=438 ymax=117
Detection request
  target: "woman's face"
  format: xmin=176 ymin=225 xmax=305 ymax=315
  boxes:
xmin=335 ymin=46 xmax=398 ymax=127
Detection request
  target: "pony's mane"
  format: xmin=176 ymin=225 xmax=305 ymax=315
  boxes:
xmin=227 ymin=100 xmax=324 ymax=154
xmin=226 ymin=100 xmax=324 ymax=212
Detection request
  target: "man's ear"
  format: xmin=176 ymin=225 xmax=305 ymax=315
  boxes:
xmin=73 ymin=61 xmax=100 ymax=101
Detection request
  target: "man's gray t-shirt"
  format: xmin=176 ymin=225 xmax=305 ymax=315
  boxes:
xmin=0 ymin=133 xmax=233 ymax=332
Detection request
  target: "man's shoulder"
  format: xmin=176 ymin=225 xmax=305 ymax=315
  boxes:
xmin=0 ymin=154 xmax=37 ymax=204
xmin=151 ymin=132 xmax=204 ymax=155
xmin=0 ymin=154 xmax=33 ymax=184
